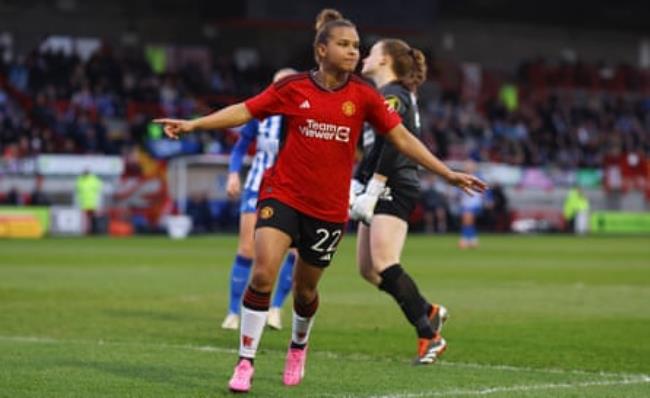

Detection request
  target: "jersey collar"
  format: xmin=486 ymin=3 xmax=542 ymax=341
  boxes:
xmin=308 ymin=69 xmax=350 ymax=92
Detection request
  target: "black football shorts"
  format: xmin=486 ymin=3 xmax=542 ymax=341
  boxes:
xmin=374 ymin=186 xmax=418 ymax=222
xmin=255 ymin=198 xmax=345 ymax=267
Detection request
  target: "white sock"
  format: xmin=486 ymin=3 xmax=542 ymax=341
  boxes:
xmin=291 ymin=310 xmax=315 ymax=346
xmin=239 ymin=306 xmax=268 ymax=358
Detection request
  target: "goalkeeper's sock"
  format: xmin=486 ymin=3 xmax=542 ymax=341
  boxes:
xmin=290 ymin=294 xmax=318 ymax=349
xmin=379 ymin=264 xmax=434 ymax=339
xmin=272 ymin=252 xmax=295 ymax=308
xmin=228 ymin=255 xmax=253 ymax=315
xmin=239 ymin=286 xmax=270 ymax=359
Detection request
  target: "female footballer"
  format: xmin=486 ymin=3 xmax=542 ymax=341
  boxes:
xmin=155 ymin=9 xmax=485 ymax=393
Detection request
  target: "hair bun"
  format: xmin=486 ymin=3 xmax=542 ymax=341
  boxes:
xmin=315 ymin=9 xmax=343 ymax=31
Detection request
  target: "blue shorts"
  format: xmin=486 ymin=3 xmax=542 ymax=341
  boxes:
xmin=240 ymin=189 xmax=259 ymax=214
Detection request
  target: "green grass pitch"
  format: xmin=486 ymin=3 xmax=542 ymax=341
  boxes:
xmin=1 ymin=235 xmax=649 ymax=397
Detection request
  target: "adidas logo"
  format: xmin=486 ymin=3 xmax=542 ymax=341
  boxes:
xmin=299 ymin=100 xmax=311 ymax=109
xmin=318 ymin=253 xmax=332 ymax=261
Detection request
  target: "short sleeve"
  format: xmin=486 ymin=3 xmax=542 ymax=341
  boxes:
xmin=244 ymin=84 xmax=285 ymax=120
xmin=365 ymin=88 xmax=402 ymax=135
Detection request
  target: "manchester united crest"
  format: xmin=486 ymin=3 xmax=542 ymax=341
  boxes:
xmin=342 ymin=100 xmax=356 ymax=117
xmin=259 ymin=206 xmax=274 ymax=220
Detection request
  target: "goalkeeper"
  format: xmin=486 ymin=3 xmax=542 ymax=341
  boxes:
xmin=349 ymin=38 xmax=450 ymax=364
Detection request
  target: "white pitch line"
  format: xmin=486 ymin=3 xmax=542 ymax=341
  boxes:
xmin=437 ymin=360 xmax=633 ymax=378
xmin=309 ymin=345 xmax=643 ymax=379
xmin=0 ymin=335 xmax=238 ymax=354
xmin=360 ymin=376 xmax=650 ymax=398
xmin=1 ymin=335 xmax=647 ymax=381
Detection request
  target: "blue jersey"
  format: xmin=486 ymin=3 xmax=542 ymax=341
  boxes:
xmin=460 ymin=190 xmax=483 ymax=210
xmin=229 ymin=115 xmax=283 ymax=193
xmin=458 ymin=172 xmax=485 ymax=212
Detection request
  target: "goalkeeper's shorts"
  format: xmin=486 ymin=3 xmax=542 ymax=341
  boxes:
xmin=374 ymin=187 xmax=418 ymax=222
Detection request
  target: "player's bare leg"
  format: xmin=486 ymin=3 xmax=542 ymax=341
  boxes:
xmin=369 ymin=214 xmax=448 ymax=364
xmin=229 ymin=227 xmax=291 ymax=393
xmin=268 ymin=248 xmax=298 ymax=330
xmin=459 ymin=211 xmax=478 ymax=249
xmin=356 ymin=222 xmax=380 ymax=285
xmin=283 ymin=256 xmax=324 ymax=386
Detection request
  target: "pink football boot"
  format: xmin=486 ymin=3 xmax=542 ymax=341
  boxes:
xmin=228 ymin=358 xmax=254 ymax=393
xmin=283 ymin=346 xmax=308 ymax=386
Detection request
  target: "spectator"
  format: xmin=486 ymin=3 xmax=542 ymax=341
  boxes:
xmin=563 ymin=186 xmax=590 ymax=234
xmin=482 ymin=183 xmax=509 ymax=232
xmin=186 ymin=192 xmax=213 ymax=233
xmin=420 ymin=175 xmax=448 ymax=233
xmin=29 ymin=175 xmax=50 ymax=206
xmin=3 ymin=187 xmax=20 ymax=205
xmin=76 ymin=169 xmax=103 ymax=234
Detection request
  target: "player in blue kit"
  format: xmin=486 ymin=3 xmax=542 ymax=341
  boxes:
xmin=457 ymin=160 xmax=484 ymax=249
xmin=221 ymin=69 xmax=297 ymax=331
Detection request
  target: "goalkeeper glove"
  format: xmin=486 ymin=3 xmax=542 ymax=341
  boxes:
xmin=349 ymin=179 xmax=365 ymax=207
xmin=350 ymin=177 xmax=385 ymax=224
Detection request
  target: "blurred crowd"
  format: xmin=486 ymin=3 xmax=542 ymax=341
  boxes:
xmin=0 ymin=45 xmax=270 ymax=162
xmin=1 ymin=44 xmax=649 ymax=171
xmin=426 ymin=89 xmax=649 ymax=168
xmin=5 ymin=43 xmax=648 ymax=234
xmin=425 ymin=57 xmax=650 ymax=168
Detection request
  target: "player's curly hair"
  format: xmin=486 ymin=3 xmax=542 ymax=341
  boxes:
xmin=381 ymin=39 xmax=427 ymax=92
xmin=313 ymin=8 xmax=356 ymax=63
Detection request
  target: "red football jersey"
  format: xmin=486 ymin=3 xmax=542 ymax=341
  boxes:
xmin=245 ymin=72 xmax=401 ymax=222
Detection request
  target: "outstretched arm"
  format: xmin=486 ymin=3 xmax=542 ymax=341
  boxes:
xmin=385 ymin=124 xmax=487 ymax=195
xmin=154 ymin=103 xmax=253 ymax=139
